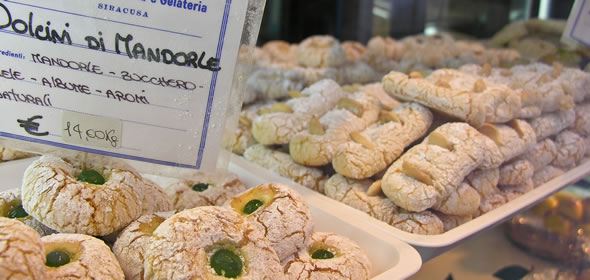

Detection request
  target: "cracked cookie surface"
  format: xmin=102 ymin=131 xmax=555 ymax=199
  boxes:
xmin=0 ymin=217 xmax=46 ymax=280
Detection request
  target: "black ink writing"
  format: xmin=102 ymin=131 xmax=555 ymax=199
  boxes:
xmin=120 ymin=71 xmax=196 ymax=90
xmin=0 ymin=3 xmax=72 ymax=45
xmin=106 ymin=89 xmax=149 ymax=104
xmin=64 ymin=121 xmax=119 ymax=147
xmin=17 ymin=115 xmax=49 ymax=136
xmin=0 ymin=67 xmax=24 ymax=80
xmin=41 ymin=76 xmax=91 ymax=94
xmin=0 ymin=89 xmax=52 ymax=107
xmin=31 ymin=53 xmax=103 ymax=74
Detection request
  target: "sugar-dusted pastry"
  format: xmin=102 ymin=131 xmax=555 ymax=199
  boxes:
xmin=261 ymin=40 xmax=298 ymax=65
xmin=22 ymin=154 xmax=144 ymax=236
xmin=381 ymin=123 xmax=491 ymax=212
xmin=0 ymin=145 xmax=34 ymax=161
xmin=552 ymin=130 xmax=586 ymax=168
xmin=528 ymin=109 xmax=575 ymax=140
xmin=0 ymin=190 xmax=54 ymax=236
xmin=554 ymin=65 xmax=590 ymax=103
xmin=478 ymin=120 xmax=536 ymax=163
xmin=498 ymin=159 xmax=535 ymax=186
xmin=144 ymin=206 xmax=284 ymax=280
xmin=333 ymin=102 xmax=433 ymax=179
xmin=228 ymin=100 xmax=274 ymax=155
xmin=245 ymin=67 xmax=306 ymax=101
xmin=283 ymin=232 xmax=371 ymax=280
xmin=400 ymin=34 xmax=458 ymax=67
xmin=361 ymin=51 xmax=398 ymax=75
xmin=138 ymin=179 xmax=174 ymax=215
xmin=324 ymin=174 xmax=444 ymax=235
xmin=225 ymin=183 xmax=313 ymax=261
xmin=0 ymin=217 xmax=46 ymax=279
xmin=341 ymin=41 xmax=366 ymax=62
xmin=499 ymin=178 xmax=534 ymax=201
xmin=164 ymin=169 xmax=246 ymax=211
xmin=573 ymin=102 xmax=590 ymax=137
xmin=340 ymin=61 xmax=381 ymax=85
xmin=365 ymin=36 xmax=406 ymax=61
xmin=464 ymin=168 xmax=506 ymax=215
xmin=113 ymin=212 xmax=173 ymax=280
xmin=358 ymin=82 xmax=401 ymax=110
xmin=295 ymin=35 xmax=347 ymax=68
xmin=515 ymin=138 xmax=557 ymax=171
xmin=291 ymin=66 xmax=344 ymax=86
xmin=510 ymin=63 xmax=574 ymax=113
xmin=244 ymin=144 xmax=326 ymax=192
xmin=252 ymin=79 xmax=346 ymax=145
xmin=43 ymin=233 xmax=124 ymax=279
xmin=433 ymin=211 xmax=473 ymax=232
xmin=290 ymin=91 xmax=380 ymax=166
xmin=433 ymin=181 xmax=481 ymax=216
xmin=382 ymin=71 xmax=487 ymax=127
xmin=532 ymin=165 xmax=565 ymax=187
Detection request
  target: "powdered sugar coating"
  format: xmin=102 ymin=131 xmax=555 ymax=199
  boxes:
xmin=528 ymin=109 xmax=575 ymax=140
xmin=0 ymin=191 xmax=55 ymax=236
xmin=0 ymin=217 xmax=45 ymax=279
xmin=296 ymin=35 xmax=347 ymax=68
xmin=498 ymin=159 xmax=535 ymax=186
xmin=552 ymin=130 xmax=586 ymax=168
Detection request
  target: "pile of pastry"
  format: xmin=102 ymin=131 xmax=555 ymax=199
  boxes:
xmin=0 ymin=154 xmax=370 ymax=279
xmin=233 ymin=60 xmax=590 ymax=235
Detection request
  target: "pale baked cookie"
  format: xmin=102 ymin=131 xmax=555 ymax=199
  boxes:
xmin=113 ymin=212 xmax=174 ymax=280
xmin=464 ymin=168 xmax=506 ymax=215
xmin=573 ymin=102 xmax=590 ymax=137
xmin=324 ymin=174 xmax=444 ymax=235
xmin=0 ymin=217 xmax=46 ymax=279
xmin=228 ymin=101 xmax=274 ymax=155
xmin=144 ymin=206 xmax=284 ymax=279
xmin=225 ymin=183 xmax=313 ymax=261
xmin=366 ymin=36 xmax=406 ymax=61
xmin=498 ymin=159 xmax=535 ymax=186
xmin=0 ymin=191 xmax=54 ymax=236
xmin=291 ymin=66 xmax=344 ymax=86
xmin=22 ymin=154 xmax=143 ymax=236
xmin=290 ymin=92 xmax=380 ymax=166
xmin=0 ymin=145 xmax=34 ymax=162
xmin=553 ymin=65 xmax=590 ymax=103
xmin=244 ymin=144 xmax=326 ymax=192
xmin=532 ymin=165 xmax=565 ymax=187
xmin=433 ymin=182 xmax=481 ymax=216
xmin=340 ymin=61 xmax=382 ymax=85
xmin=164 ymin=170 xmax=246 ymax=211
xmin=43 ymin=233 xmax=124 ymax=279
xmin=400 ymin=34 xmax=458 ymax=67
xmin=252 ymin=79 xmax=346 ymax=145
xmin=341 ymin=41 xmax=366 ymax=62
xmin=296 ymin=35 xmax=347 ymax=68
xmin=528 ymin=109 xmax=575 ymax=140
xmin=283 ymin=232 xmax=371 ymax=280
xmin=510 ymin=63 xmax=574 ymax=113
xmin=515 ymin=138 xmax=557 ymax=171
xmin=552 ymin=130 xmax=586 ymax=168
xmin=139 ymin=179 xmax=174 ymax=214
xmin=499 ymin=178 xmax=534 ymax=201
xmin=361 ymin=51 xmax=398 ymax=75
xmin=358 ymin=83 xmax=400 ymax=110
xmin=478 ymin=120 xmax=537 ymax=163
xmin=262 ymin=40 xmax=298 ymax=65
xmin=433 ymin=211 xmax=473 ymax=232
xmin=245 ymin=67 xmax=306 ymax=101
xmin=381 ymin=123 xmax=491 ymax=212
xmin=490 ymin=21 xmax=528 ymax=46
xmin=382 ymin=71 xmax=487 ymax=127
xmin=332 ymin=102 xmax=433 ymax=179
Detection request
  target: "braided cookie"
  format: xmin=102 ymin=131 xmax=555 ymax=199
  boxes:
xmin=332 ymin=102 xmax=432 ymax=179
xmin=382 ymin=71 xmax=487 ymax=127
xmin=0 ymin=145 xmax=34 ymax=162
xmin=252 ymin=79 xmax=346 ymax=145
xmin=0 ymin=191 xmax=54 ymax=236
xmin=245 ymin=67 xmax=306 ymax=102
xmin=43 ymin=233 xmax=124 ymax=279
xmin=515 ymin=138 xmax=557 ymax=171
xmin=243 ymin=144 xmax=326 ymax=193
xmin=22 ymin=154 xmax=143 ymax=236
xmin=283 ymin=232 xmax=371 ymax=280
xmin=552 ymin=130 xmax=586 ymax=169
xmin=113 ymin=212 xmax=173 ymax=280
xmin=532 ymin=165 xmax=565 ymax=187
xmin=324 ymin=174 xmax=444 ymax=235
xmin=295 ymin=35 xmax=347 ymax=68
xmin=478 ymin=120 xmax=536 ymax=163
xmin=381 ymin=123 xmax=492 ymax=212
xmin=144 ymin=206 xmax=284 ymax=280
xmin=341 ymin=41 xmax=366 ymax=62
xmin=290 ymin=92 xmax=380 ymax=166
xmin=426 ymin=68 xmax=521 ymax=123
xmin=528 ymin=109 xmax=575 ymax=140
xmin=573 ymin=103 xmax=590 ymax=137
xmin=225 ymin=183 xmax=313 ymax=261
xmin=164 ymin=170 xmax=246 ymax=211
xmin=0 ymin=217 xmax=46 ymax=279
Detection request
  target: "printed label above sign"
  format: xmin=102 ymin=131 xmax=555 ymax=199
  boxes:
xmin=0 ymin=0 xmax=248 ymax=168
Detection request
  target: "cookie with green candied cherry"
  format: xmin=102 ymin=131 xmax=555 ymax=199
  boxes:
xmin=0 ymin=190 xmax=55 ymax=236
xmin=0 ymin=217 xmax=46 ymax=279
xmin=42 ymin=233 xmax=124 ymax=279
xmin=283 ymin=232 xmax=371 ymax=280
xmin=164 ymin=170 xmax=246 ymax=211
xmin=225 ymin=183 xmax=314 ymax=261
xmin=144 ymin=206 xmax=284 ymax=280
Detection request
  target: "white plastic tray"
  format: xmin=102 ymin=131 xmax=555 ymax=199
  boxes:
xmin=0 ymin=156 xmax=422 ymax=280
xmin=229 ymin=155 xmax=590 ymax=261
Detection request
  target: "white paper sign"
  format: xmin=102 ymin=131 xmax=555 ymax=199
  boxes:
xmin=563 ymin=0 xmax=590 ymax=46
xmin=0 ymin=0 xmax=248 ymax=169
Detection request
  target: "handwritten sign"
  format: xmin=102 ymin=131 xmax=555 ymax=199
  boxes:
xmin=0 ymin=0 xmax=249 ymax=169
xmin=563 ymin=0 xmax=590 ymax=47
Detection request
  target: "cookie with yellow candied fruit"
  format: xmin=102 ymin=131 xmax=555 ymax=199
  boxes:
xmin=143 ymin=206 xmax=284 ymax=280
xmin=113 ymin=212 xmax=174 ymax=280
xmin=0 ymin=190 xmax=55 ymax=236
xmin=283 ymin=232 xmax=371 ymax=280
xmin=225 ymin=183 xmax=314 ymax=261
xmin=0 ymin=217 xmax=46 ymax=280
xmin=21 ymin=154 xmax=144 ymax=236
xmin=42 ymin=233 xmax=124 ymax=279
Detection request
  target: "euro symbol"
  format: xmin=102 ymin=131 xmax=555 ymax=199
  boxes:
xmin=17 ymin=115 xmax=49 ymax=137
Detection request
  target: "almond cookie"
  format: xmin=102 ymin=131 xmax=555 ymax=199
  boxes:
xmin=164 ymin=170 xmax=245 ymax=211
xmin=228 ymin=100 xmax=274 ymax=155
xmin=283 ymin=232 xmax=371 ymax=280
xmin=0 ymin=191 xmax=54 ymax=236
xmin=332 ymin=102 xmax=433 ymax=179
xmin=324 ymin=174 xmax=444 ymax=235
xmin=498 ymin=159 xmax=535 ymax=186
xmin=246 ymin=67 xmax=306 ymax=101
xmin=400 ymin=34 xmax=458 ymax=67
xmin=499 ymin=178 xmax=534 ymax=201
xmin=515 ymin=138 xmax=557 ymax=171
xmin=295 ymin=35 xmax=347 ymax=68
xmin=21 ymin=154 xmax=143 ymax=236
xmin=262 ymin=40 xmax=298 ymax=65
xmin=144 ymin=206 xmax=284 ymax=280
xmin=340 ymin=61 xmax=382 ymax=85
xmin=553 ymin=64 xmax=590 ymax=103
xmin=243 ymin=144 xmax=326 ymax=193
xmin=225 ymin=183 xmax=313 ymax=261
xmin=113 ymin=212 xmax=174 ymax=280
xmin=433 ymin=181 xmax=481 ymax=216
xmin=43 ymin=233 xmax=124 ymax=279
xmin=381 ymin=123 xmax=491 ymax=212
xmin=139 ymin=179 xmax=174 ymax=215
xmin=382 ymin=71 xmax=487 ymax=127
xmin=532 ymin=165 xmax=565 ymax=187
xmin=510 ymin=63 xmax=574 ymax=113
xmin=358 ymin=82 xmax=401 ymax=110
xmin=0 ymin=145 xmax=34 ymax=162
xmin=478 ymin=120 xmax=536 ymax=164
xmin=291 ymin=66 xmax=344 ymax=86
xmin=365 ymin=36 xmax=406 ymax=61
xmin=341 ymin=41 xmax=367 ymax=62
xmin=0 ymin=217 xmax=46 ymax=279
xmin=552 ymin=130 xmax=586 ymax=168
xmin=252 ymin=79 xmax=346 ymax=145
xmin=464 ymin=168 xmax=506 ymax=215
xmin=573 ymin=102 xmax=590 ymax=137
xmin=528 ymin=109 xmax=575 ymax=140
xmin=289 ymin=92 xmax=380 ymax=166
xmin=433 ymin=211 xmax=473 ymax=232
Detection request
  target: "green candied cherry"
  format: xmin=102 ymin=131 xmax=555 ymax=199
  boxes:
xmin=7 ymin=204 xmax=28 ymax=219
xmin=243 ymin=199 xmax=264 ymax=215
xmin=46 ymin=250 xmax=71 ymax=267
xmin=192 ymin=183 xmax=209 ymax=192
xmin=77 ymin=170 xmax=105 ymax=185
xmin=210 ymin=248 xmax=242 ymax=278
xmin=311 ymin=249 xmax=334 ymax=260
